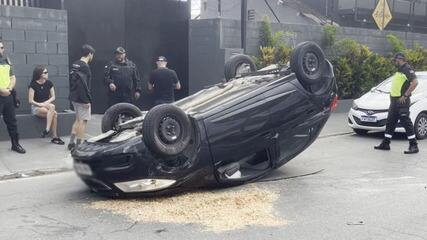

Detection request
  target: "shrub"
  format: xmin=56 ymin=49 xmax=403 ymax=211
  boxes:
xmin=386 ymin=34 xmax=405 ymax=53
xmin=255 ymin=17 xmax=293 ymax=68
xmin=332 ymin=38 xmax=394 ymax=99
xmin=322 ymin=24 xmax=337 ymax=48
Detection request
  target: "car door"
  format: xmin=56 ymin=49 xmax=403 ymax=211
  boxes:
xmin=204 ymin=91 xmax=275 ymax=171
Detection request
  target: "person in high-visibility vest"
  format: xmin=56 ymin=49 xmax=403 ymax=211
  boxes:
xmin=0 ymin=40 xmax=26 ymax=154
xmin=375 ymin=53 xmax=419 ymax=154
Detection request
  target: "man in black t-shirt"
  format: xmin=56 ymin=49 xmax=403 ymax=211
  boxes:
xmin=148 ymin=56 xmax=181 ymax=106
xmin=68 ymin=44 xmax=95 ymax=151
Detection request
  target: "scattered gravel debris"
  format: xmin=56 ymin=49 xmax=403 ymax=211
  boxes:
xmin=89 ymin=186 xmax=287 ymax=232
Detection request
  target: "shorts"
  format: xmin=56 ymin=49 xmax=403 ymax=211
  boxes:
xmin=72 ymin=101 xmax=91 ymax=121
xmin=31 ymin=105 xmax=40 ymax=115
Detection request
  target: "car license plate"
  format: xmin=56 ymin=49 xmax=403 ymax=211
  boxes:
xmin=361 ymin=116 xmax=377 ymax=122
xmin=74 ymin=162 xmax=93 ymax=176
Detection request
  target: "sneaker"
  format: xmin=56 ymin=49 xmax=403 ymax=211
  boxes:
xmin=51 ymin=138 xmax=65 ymax=145
xmin=41 ymin=129 xmax=50 ymax=138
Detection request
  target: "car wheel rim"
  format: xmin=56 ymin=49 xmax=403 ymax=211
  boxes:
xmin=236 ymin=63 xmax=251 ymax=76
xmin=159 ymin=116 xmax=181 ymax=143
xmin=114 ymin=113 xmax=134 ymax=130
xmin=303 ymin=52 xmax=319 ymax=76
xmin=417 ymin=116 xmax=427 ymax=137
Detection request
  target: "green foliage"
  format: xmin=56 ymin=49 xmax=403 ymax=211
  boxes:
xmin=322 ymin=24 xmax=337 ymax=48
xmin=255 ymin=17 xmax=293 ymax=68
xmin=386 ymin=34 xmax=405 ymax=53
xmin=386 ymin=34 xmax=427 ymax=71
xmin=332 ymin=38 xmax=394 ymax=99
xmin=260 ymin=16 xmax=274 ymax=48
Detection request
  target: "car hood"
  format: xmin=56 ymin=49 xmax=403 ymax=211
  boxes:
xmin=354 ymin=90 xmax=426 ymax=110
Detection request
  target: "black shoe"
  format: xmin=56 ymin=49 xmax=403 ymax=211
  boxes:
xmin=404 ymin=144 xmax=419 ymax=154
xmin=41 ymin=129 xmax=50 ymax=138
xmin=67 ymin=142 xmax=76 ymax=151
xmin=11 ymin=143 xmax=26 ymax=154
xmin=374 ymin=141 xmax=390 ymax=150
xmin=51 ymin=138 xmax=65 ymax=145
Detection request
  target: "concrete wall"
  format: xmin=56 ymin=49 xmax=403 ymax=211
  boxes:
xmin=0 ymin=6 xmax=68 ymax=114
xmin=189 ymin=18 xmax=427 ymax=94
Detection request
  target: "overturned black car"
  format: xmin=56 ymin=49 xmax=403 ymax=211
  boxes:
xmin=72 ymin=42 xmax=337 ymax=197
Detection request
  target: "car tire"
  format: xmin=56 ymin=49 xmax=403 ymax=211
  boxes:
xmin=353 ymin=129 xmax=369 ymax=135
xmin=101 ymin=103 xmax=142 ymax=133
xmin=224 ymin=54 xmax=257 ymax=81
xmin=415 ymin=112 xmax=427 ymax=140
xmin=290 ymin=41 xmax=326 ymax=86
xmin=142 ymin=104 xmax=191 ymax=156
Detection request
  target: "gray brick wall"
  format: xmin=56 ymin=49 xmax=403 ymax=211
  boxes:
xmin=0 ymin=6 xmax=69 ymax=114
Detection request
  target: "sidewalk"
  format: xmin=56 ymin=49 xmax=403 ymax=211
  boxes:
xmin=0 ymin=113 xmax=351 ymax=180
xmin=0 ymin=115 xmax=103 ymax=180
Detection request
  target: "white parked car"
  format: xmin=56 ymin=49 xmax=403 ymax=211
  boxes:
xmin=348 ymin=71 xmax=427 ymax=139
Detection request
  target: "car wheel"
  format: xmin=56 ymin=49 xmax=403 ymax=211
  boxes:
xmin=290 ymin=41 xmax=326 ymax=86
xmin=224 ymin=54 xmax=257 ymax=81
xmin=101 ymin=103 xmax=142 ymax=133
xmin=353 ymin=129 xmax=369 ymax=135
xmin=142 ymin=104 xmax=191 ymax=156
xmin=415 ymin=112 xmax=427 ymax=140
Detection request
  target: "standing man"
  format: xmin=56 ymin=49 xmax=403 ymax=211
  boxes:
xmin=148 ymin=56 xmax=181 ymax=106
xmin=68 ymin=44 xmax=95 ymax=151
xmin=104 ymin=47 xmax=141 ymax=107
xmin=0 ymin=40 xmax=25 ymax=154
xmin=375 ymin=53 xmax=419 ymax=154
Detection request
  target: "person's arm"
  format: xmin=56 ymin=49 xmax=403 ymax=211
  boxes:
xmin=399 ymin=66 xmax=418 ymax=103
xmin=133 ymin=65 xmax=142 ymax=93
xmin=44 ymin=86 xmax=56 ymax=104
xmin=172 ymin=71 xmax=181 ymax=90
xmin=104 ymin=62 xmax=116 ymax=92
xmin=403 ymin=68 xmax=418 ymax=97
xmin=8 ymin=75 xmax=16 ymax=90
xmin=148 ymin=72 xmax=154 ymax=91
xmin=28 ymin=88 xmax=43 ymax=107
xmin=404 ymin=79 xmax=418 ymax=97
xmin=133 ymin=64 xmax=142 ymax=99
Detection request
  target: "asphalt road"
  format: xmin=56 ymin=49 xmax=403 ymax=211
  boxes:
xmin=0 ymin=129 xmax=426 ymax=240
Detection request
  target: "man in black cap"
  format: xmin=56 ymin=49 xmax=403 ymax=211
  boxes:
xmin=148 ymin=56 xmax=181 ymax=106
xmin=104 ymin=47 xmax=141 ymax=107
xmin=375 ymin=52 xmax=419 ymax=154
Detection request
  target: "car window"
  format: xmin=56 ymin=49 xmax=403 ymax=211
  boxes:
xmin=375 ymin=77 xmax=392 ymax=93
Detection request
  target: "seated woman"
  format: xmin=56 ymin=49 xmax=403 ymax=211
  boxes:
xmin=28 ymin=65 xmax=64 ymax=145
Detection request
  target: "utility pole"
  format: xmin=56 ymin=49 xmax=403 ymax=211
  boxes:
xmin=241 ymin=0 xmax=247 ymax=53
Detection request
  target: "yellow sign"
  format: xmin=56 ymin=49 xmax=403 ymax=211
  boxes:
xmin=372 ymin=0 xmax=392 ymax=31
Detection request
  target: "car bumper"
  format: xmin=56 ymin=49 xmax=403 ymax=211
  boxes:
xmin=347 ymin=108 xmax=406 ymax=133
xmin=72 ymin=136 xmax=214 ymax=197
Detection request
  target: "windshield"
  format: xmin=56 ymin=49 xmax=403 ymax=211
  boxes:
xmin=373 ymin=73 xmax=426 ymax=93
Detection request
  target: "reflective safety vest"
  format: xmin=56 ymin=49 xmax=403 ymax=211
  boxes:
xmin=0 ymin=63 xmax=11 ymax=88
xmin=390 ymin=72 xmax=407 ymax=97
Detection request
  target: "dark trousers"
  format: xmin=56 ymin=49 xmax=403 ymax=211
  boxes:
xmin=0 ymin=95 xmax=18 ymax=139
xmin=108 ymin=93 xmax=133 ymax=107
xmin=385 ymin=97 xmax=415 ymax=140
